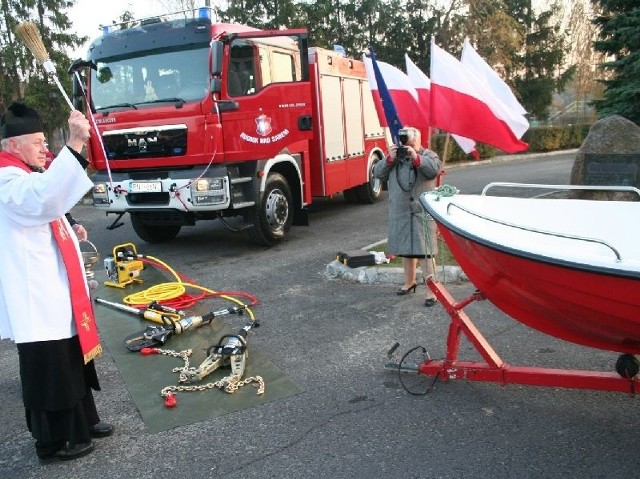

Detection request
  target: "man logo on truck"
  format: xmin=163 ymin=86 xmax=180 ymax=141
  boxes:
xmin=127 ymin=137 xmax=158 ymax=153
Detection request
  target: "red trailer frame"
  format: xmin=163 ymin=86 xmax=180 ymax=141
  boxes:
xmin=417 ymin=279 xmax=640 ymax=394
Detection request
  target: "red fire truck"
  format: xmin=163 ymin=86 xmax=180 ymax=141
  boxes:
xmin=71 ymin=8 xmax=387 ymax=245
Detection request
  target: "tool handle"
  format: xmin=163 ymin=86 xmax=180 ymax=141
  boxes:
xmin=94 ymin=297 xmax=142 ymax=316
xmin=142 ymin=310 xmax=166 ymax=323
xmin=41 ymin=63 xmax=74 ymax=110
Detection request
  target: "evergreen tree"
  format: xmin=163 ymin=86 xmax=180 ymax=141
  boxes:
xmin=366 ymin=0 xmax=443 ymax=73
xmin=298 ymin=0 xmax=351 ymax=52
xmin=0 ymin=0 xmax=86 ymax=137
xmin=219 ymin=0 xmax=300 ymax=30
xmin=591 ymin=0 xmax=640 ymax=125
xmin=462 ymin=0 xmax=524 ymax=86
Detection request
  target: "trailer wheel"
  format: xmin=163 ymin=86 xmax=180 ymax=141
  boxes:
xmin=130 ymin=214 xmax=181 ymax=243
xmin=355 ymin=155 xmax=383 ymax=203
xmin=615 ymin=353 xmax=640 ymax=378
xmin=248 ymin=173 xmax=293 ymax=246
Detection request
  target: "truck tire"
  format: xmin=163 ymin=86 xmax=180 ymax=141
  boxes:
xmin=130 ymin=213 xmax=181 ymax=243
xmin=355 ymin=155 xmax=383 ymax=203
xmin=248 ymin=173 xmax=293 ymax=246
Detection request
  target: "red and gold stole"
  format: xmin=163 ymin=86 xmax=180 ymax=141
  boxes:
xmin=0 ymin=151 xmax=101 ymax=363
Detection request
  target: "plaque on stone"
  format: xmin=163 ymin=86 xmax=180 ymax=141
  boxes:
xmin=583 ymin=153 xmax=640 ymax=188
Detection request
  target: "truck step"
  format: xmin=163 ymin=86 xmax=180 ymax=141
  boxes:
xmin=230 ymin=176 xmax=253 ymax=185
xmin=231 ymin=201 xmax=255 ymax=209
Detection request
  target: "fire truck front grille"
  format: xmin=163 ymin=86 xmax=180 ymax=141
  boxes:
xmin=103 ymin=125 xmax=187 ymax=160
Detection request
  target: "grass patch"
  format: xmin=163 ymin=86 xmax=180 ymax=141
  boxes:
xmin=375 ymin=237 xmax=458 ymax=267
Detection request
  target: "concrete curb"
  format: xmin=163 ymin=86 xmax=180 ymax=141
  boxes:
xmin=444 ymin=148 xmax=578 ymax=170
xmin=324 ymin=239 xmax=468 ymax=285
xmin=324 ymin=260 xmax=468 ymax=285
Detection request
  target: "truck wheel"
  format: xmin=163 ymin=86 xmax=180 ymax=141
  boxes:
xmin=248 ymin=173 xmax=293 ymax=246
xmin=130 ymin=214 xmax=181 ymax=243
xmin=356 ymin=155 xmax=383 ymax=203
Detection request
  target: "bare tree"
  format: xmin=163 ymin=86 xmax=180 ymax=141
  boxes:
xmin=156 ymin=0 xmax=201 ymax=12
xmin=566 ymin=0 xmax=605 ymax=102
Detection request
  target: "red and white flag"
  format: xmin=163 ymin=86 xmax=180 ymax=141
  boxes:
xmin=461 ymin=39 xmax=527 ymax=118
xmin=405 ymin=54 xmax=478 ymax=158
xmin=430 ymin=39 xmax=528 ymax=153
xmin=363 ymin=55 xmax=429 ymax=143
xmin=461 ymin=40 xmax=529 ymax=139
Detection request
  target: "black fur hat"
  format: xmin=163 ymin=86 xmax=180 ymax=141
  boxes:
xmin=0 ymin=102 xmax=44 ymax=139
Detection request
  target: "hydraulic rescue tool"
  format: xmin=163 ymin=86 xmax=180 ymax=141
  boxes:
xmin=94 ymin=298 xmax=183 ymax=323
xmin=94 ymin=297 xmax=248 ymax=351
xmin=126 ymin=307 xmax=247 ymax=351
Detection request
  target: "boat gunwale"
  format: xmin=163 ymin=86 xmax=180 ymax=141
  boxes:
xmin=420 ymin=193 xmax=640 ymax=282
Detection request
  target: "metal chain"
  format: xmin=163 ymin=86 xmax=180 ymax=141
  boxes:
xmin=160 ymin=375 xmax=265 ymax=397
xmin=156 ymin=347 xmax=265 ymax=399
xmin=152 ymin=347 xmax=192 ymax=371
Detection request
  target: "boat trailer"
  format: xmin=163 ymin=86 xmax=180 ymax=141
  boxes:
xmin=388 ymin=280 xmax=640 ymax=395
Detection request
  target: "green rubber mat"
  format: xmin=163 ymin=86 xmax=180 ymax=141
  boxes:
xmin=92 ymin=272 xmax=302 ymax=434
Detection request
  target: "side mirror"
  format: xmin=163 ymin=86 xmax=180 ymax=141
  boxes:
xmin=71 ymin=72 xmax=85 ymax=110
xmin=211 ymin=41 xmax=223 ymax=77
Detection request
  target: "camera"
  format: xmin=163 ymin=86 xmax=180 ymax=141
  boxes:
xmin=396 ymin=128 xmax=412 ymax=162
xmin=398 ymin=128 xmax=411 ymax=145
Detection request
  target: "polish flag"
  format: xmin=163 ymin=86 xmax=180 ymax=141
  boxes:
xmin=363 ymin=53 xmax=429 ymax=143
xmin=461 ymin=39 xmax=528 ymax=118
xmin=430 ymin=39 xmax=528 ymax=153
xmin=404 ymin=54 xmax=431 ymax=128
xmin=405 ymin=54 xmax=478 ymax=158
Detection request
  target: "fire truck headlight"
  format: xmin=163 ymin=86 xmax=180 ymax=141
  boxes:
xmin=92 ymin=183 xmax=109 ymax=205
xmin=191 ymin=177 xmax=226 ymax=205
xmin=194 ymin=178 xmax=223 ymax=191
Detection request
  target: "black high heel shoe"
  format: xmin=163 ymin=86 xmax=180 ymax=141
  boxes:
xmin=396 ymin=283 xmax=418 ymax=295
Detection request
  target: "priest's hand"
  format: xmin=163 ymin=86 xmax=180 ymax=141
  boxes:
xmin=66 ymin=111 xmax=91 ymax=153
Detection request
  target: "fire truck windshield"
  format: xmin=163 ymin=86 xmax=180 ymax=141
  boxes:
xmin=91 ymin=46 xmax=210 ymax=109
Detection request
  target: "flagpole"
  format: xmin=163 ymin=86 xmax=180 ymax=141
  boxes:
xmin=368 ymin=46 xmax=403 ymax=143
xmin=443 ymin=133 xmax=451 ymax=166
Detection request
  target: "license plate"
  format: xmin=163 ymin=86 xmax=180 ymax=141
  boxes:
xmin=130 ymin=181 xmax=161 ymax=193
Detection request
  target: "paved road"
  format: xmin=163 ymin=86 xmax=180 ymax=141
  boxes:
xmin=2 ymin=150 xmax=638 ymax=479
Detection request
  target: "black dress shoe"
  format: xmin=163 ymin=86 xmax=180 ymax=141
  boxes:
xmin=39 ymin=441 xmax=94 ymax=464
xmin=424 ymin=297 xmax=438 ymax=307
xmin=89 ymin=421 xmax=114 ymax=438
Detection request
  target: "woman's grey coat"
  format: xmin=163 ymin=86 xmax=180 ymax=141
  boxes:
xmin=373 ymin=148 xmax=442 ymax=256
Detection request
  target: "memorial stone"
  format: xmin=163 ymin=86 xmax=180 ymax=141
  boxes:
xmin=569 ymin=115 xmax=640 ymax=201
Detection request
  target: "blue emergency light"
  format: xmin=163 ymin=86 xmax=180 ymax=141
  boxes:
xmin=198 ymin=7 xmax=211 ymax=20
